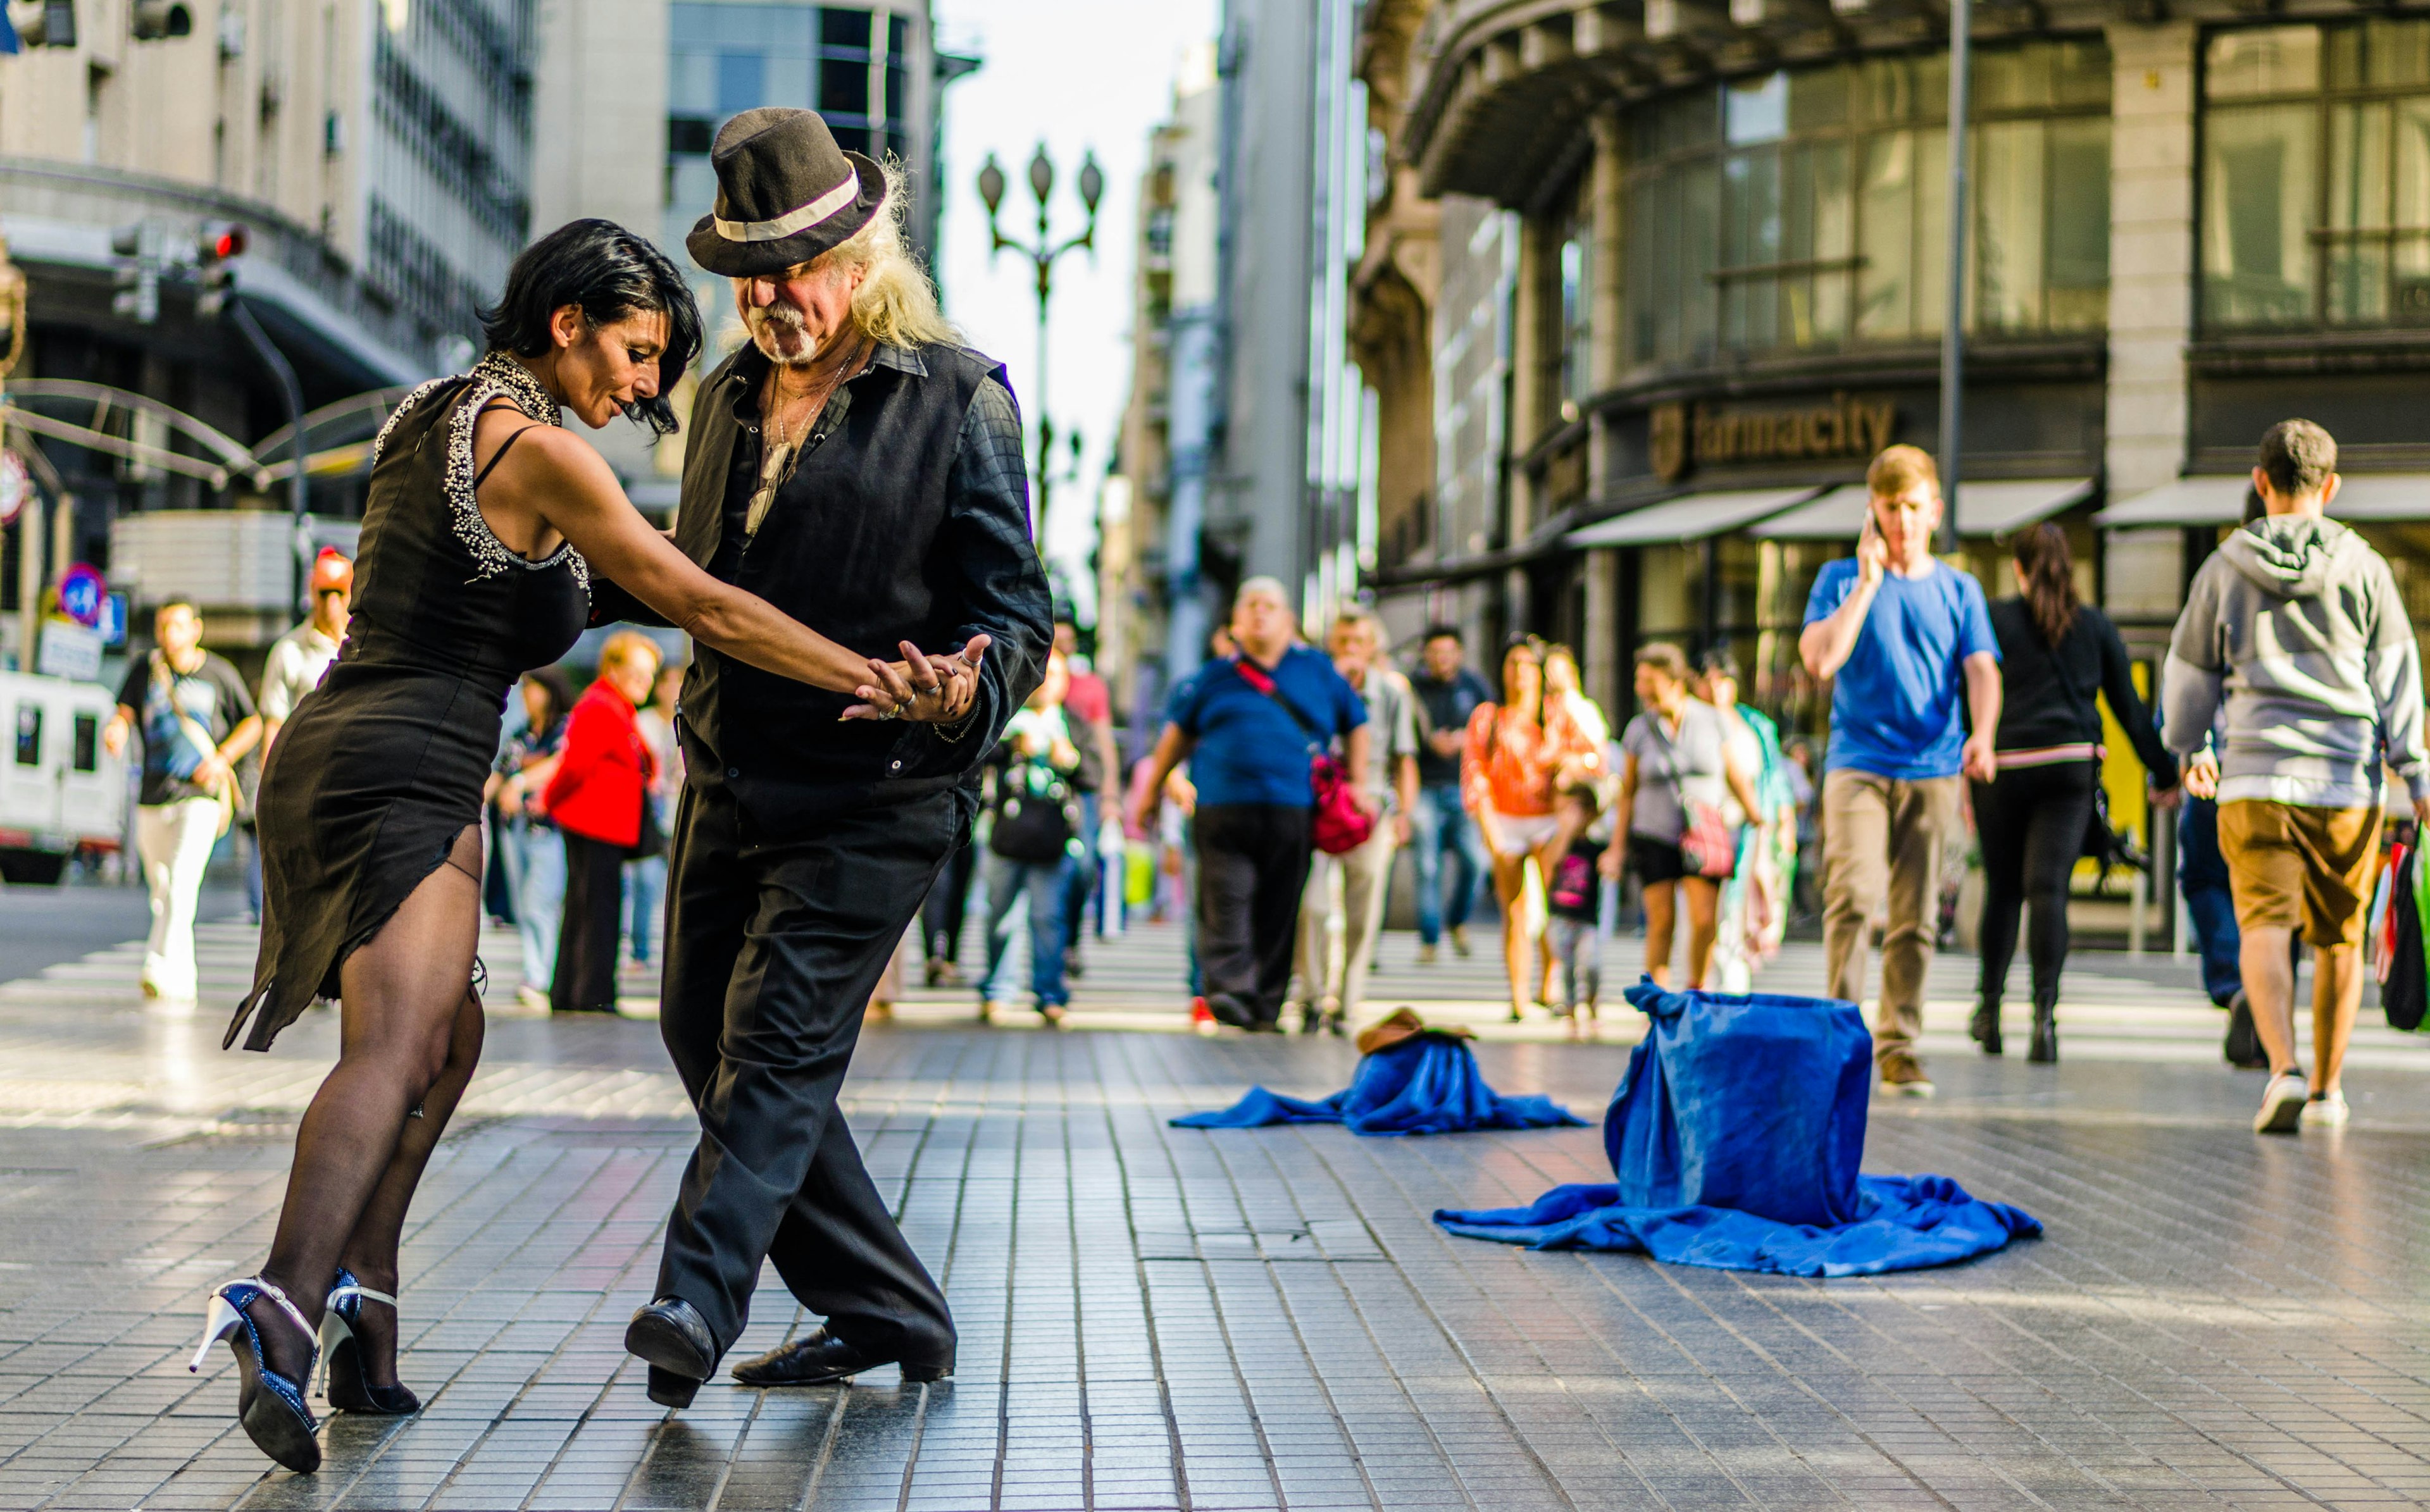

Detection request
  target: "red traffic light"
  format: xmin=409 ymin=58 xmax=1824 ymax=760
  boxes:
xmin=198 ymin=222 xmax=249 ymax=262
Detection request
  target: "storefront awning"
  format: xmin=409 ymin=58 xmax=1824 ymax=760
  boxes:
xmin=1564 ymin=486 xmax=1822 ymax=548
xmin=2093 ymin=477 xmax=2247 ymax=527
xmin=1752 ymin=478 xmax=2095 ymax=539
xmin=2097 ymin=473 xmax=2430 ymax=528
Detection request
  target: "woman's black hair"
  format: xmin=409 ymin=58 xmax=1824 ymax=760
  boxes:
xmin=479 ymin=219 xmax=703 ymax=438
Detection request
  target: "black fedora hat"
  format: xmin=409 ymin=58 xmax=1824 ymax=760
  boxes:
xmin=686 ymin=108 xmax=888 ymax=278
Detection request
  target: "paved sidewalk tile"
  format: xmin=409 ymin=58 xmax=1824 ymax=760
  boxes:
xmin=0 ymin=916 xmax=2424 ymax=1509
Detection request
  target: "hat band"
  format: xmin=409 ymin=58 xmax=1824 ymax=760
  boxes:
xmin=713 ymin=169 xmax=862 ymax=244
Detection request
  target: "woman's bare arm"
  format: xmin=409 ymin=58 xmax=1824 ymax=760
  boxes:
xmin=487 ymin=425 xmax=936 ymax=710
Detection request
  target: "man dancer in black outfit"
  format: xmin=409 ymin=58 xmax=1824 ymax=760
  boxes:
xmin=595 ymin=109 xmax=1051 ymax=1405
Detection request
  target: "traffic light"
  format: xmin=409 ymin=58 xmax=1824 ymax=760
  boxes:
xmin=194 ymin=221 xmax=246 ymax=318
xmin=109 ymin=222 xmax=161 ymax=325
xmin=8 ymin=0 xmax=78 ymax=47
xmin=128 ymin=0 xmax=189 ymax=38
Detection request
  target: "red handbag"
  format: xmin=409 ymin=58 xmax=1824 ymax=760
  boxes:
xmin=1233 ymin=657 xmax=1374 ymax=855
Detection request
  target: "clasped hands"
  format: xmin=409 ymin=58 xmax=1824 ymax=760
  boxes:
xmin=842 ymin=634 xmax=991 ymax=723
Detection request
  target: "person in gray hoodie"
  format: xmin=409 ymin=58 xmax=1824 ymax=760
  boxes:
xmin=2162 ymin=418 xmax=2430 ymax=1135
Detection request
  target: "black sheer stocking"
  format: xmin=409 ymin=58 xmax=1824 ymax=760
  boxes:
xmin=247 ymin=827 xmax=487 ymax=1387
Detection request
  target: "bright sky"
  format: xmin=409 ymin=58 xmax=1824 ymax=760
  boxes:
xmin=930 ymin=0 xmax=1220 ymax=621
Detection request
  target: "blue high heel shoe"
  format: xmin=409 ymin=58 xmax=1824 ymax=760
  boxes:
xmin=320 ymin=1269 xmax=421 ymax=1415
xmin=190 ymin=1277 xmax=321 ymax=1473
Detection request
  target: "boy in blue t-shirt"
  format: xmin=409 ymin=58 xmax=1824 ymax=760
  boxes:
xmin=1800 ymin=445 xmax=2000 ymax=1096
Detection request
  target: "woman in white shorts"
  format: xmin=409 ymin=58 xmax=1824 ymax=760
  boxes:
xmin=1461 ymin=638 xmax=1604 ymax=1019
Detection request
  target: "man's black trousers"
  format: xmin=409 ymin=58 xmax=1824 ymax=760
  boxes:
xmin=654 ymin=779 xmax=959 ymax=1370
xmin=1193 ymin=803 xmax=1313 ymax=1028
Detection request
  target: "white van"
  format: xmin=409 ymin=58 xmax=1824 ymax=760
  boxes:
xmin=0 ymin=671 xmax=128 ymax=884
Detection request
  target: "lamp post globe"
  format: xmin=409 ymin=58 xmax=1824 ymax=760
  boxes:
xmin=1028 ymin=144 xmax=1055 ymax=209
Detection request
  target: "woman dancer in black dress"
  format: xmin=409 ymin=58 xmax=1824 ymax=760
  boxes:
xmin=190 ymin=221 xmax=980 ymax=1473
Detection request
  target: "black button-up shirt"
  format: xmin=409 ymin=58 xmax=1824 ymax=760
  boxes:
xmin=594 ymin=338 xmax=1052 ymax=836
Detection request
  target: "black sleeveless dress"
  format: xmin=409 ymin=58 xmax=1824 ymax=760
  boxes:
xmin=230 ymin=354 xmax=590 ymax=1051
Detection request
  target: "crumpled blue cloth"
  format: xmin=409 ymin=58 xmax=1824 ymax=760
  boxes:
xmin=1433 ymin=981 xmax=2040 ymax=1275
xmin=1170 ymin=1034 xmax=1585 ymax=1137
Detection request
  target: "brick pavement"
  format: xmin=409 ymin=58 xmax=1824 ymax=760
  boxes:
xmin=1 ymin=903 xmax=2427 ymax=1510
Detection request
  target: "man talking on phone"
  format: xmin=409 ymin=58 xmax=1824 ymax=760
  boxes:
xmin=1798 ymin=445 xmax=2000 ymax=1096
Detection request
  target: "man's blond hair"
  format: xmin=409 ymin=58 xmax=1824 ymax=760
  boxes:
xmin=824 ymin=158 xmax=959 ymax=350
xmin=1867 ymin=443 xmax=1939 ymax=499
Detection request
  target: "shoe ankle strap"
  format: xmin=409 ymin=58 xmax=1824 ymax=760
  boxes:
xmin=223 ymin=1277 xmax=317 ymax=1354
xmin=330 ymin=1284 xmax=398 ymax=1308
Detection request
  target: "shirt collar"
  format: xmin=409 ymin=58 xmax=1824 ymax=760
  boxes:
xmin=723 ymin=336 xmax=924 ymax=412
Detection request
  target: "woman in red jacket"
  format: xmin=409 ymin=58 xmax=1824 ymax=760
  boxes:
xmin=543 ymin=633 xmax=663 ymax=1013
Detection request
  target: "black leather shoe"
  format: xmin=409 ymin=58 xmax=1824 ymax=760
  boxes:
xmin=626 ymin=1297 xmax=716 ymax=1407
xmin=730 ymin=1327 xmax=952 ymax=1387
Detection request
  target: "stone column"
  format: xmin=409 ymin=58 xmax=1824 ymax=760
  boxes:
xmin=2103 ymin=21 xmax=2197 ymax=501
xmin=1585 ymin=107 xmax=1627 ymax=713
xmin=1584 ymin=547 xmax=1620 ymax=715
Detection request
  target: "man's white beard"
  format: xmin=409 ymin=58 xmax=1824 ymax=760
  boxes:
xmin=745 ymin=304 xmax=819 ymax=368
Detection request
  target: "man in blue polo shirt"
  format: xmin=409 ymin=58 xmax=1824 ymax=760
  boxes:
xmin=1800 ymin=445 xmax=2000 ymax=1096
xmin=1132 ymin=578 xmax=1370 ymax=1031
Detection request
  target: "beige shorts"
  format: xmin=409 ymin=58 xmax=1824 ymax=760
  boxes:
xmin=1486 ymin=809 xmax=1563 ymax=857
xmin=2217 ymin=800 xmax=2382 ymax=948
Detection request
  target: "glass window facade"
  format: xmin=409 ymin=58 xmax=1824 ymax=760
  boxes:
xmin=1623 ymin=40 xmax=2112 ymax=369
xmin=666 ymin=3 xmax=909 ymax=236
xmin=2202 ymin=20 xmax=2430 ymax=329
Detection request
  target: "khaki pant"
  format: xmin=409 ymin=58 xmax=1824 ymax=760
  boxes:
xmin=1821 ymin=769 xmax=1962 ymax=1062
xmin=137 ymin=796 xmax=223 ymax=1001
xmin=1294 ymin=821 xmax=1399 ymax=1018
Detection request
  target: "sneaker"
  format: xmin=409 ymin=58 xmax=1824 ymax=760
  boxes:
xmin=2253 ymin=1071 xmax=2310 ymax=1134
xmin=1450 ymin=926 xmax=1472 ymax=958
xmin=1879 ymin=1052 xmax=1936 ymax=1098
xmin=1416 ymin=943 xmax=1438 ymax=965
xmin=1190 ymin=996 xmax=1218 ymax=1036
xmin=2300 ymin=1089 xmax=2350 ymax=1129
xmin=2222 ymin=990 xmax=2267 ymax=1069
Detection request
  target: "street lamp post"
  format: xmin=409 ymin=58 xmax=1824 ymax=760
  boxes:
xmin=976 ymin=144 xmax=1102 ymax=527
xmin=1938 ymin=0 xmax=1971 ymax=554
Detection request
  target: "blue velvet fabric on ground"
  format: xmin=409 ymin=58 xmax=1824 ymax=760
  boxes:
xmin=1171 ymin=1034 xmax=1585 ymax=1137
xmin=1433 ymin=981 xmax=2040 ymax=1275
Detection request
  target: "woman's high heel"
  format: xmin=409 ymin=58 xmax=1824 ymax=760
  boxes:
xmin=190 ymin=1277 xmax=321 ymax=1473
xmin=319 ymin=1268 xmax=421 ymax=1415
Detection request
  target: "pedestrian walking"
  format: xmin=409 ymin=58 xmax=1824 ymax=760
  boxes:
xmin=197 ymin=213 xmax=944 ymax=1473
xmin=1535 ymin=643 xmax=1609 ymax=1001
xmin=624 ymin=657 xmax=682 ymax=968
xmin=543 ymin=633 xmax=663 ymax=1014
xmin=1546 ymin=788 xmax=1609 ymax=1028
xmin=1609 ymin=643 xmax=1764 ymax=991
xmin=1133 ymin=578 xmax=1371 ymax=1031
xmin=1292 ymin=608 xmax=1419 ymax=1035
xmin=1055 ymin=620 xmax=1121 ymax=970
xmin=1698 ymin=648 xmax=1797 ymax=991
xmin=1972 ymin=524 xmax=2178 ymax=1062
xmin=1464 ymin=636 xmax=1601 ymax=1020
xmin=258 ymin=551 xmax=353 ymax=753
xmin=1798 ymin=444 xmax=2000 ymax=1096
xmin=1409 ymin=626 xmax=1495 ymax=963
xmin=491 ymin=668 xmax=572 ymax=1007
xmin=978 ymin=649 xmax=1084 ymax=1025
xmin=2162 ymin=418 xmax=2430 ymax=1133
xmin=103 ymin=602 xmax=261 ymax=1006
xmin=592 ymin=115 xmax=1051 ymax=1406
xmin=252 ymin=549 xmax=354 ymax=924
